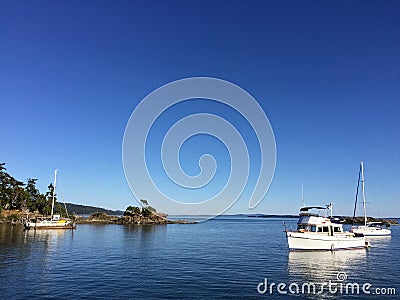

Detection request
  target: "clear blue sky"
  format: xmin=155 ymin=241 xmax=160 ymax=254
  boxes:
xmin=1 ymin=0 xmax=399 ymax=216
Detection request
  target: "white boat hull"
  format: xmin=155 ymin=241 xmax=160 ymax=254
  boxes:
xmin=286 ymin=232 xmax=367 ymax=251
xmin=24 ymin=219 xmax=76 ymax=230
xmin=351 ymin=226 xmax=391 ymax=236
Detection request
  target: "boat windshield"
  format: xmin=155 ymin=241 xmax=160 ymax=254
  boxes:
xmin=297 ymin=224 xmax=317 ymax=232
xmin=367 ymin=222 xmax=385 ymax=227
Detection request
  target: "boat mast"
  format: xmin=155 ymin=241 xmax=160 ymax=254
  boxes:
xmin=360 ymin=161 xmax=367 ymax=226
xmin=301 ymin=182 xmax=305 ymax=207
xmin=51 ymin=169 xmax=57 ymax=220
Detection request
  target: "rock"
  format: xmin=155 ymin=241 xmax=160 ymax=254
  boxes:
xmin=75 ymin=212 xmax=197 ymax=225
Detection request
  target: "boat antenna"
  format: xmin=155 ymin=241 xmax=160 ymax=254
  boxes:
xmin=326 ymin=202 xmax=334 ymax=218
xmin=301 ymin=182 xmax=305 ymax=207
xmin=51 ymin=169 xmax=57 ymax=220
xmin=352 ymin=162 xmax=362 ymax=226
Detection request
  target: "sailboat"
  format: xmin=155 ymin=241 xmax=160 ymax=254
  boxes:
xmin=23 ymin=169 xmax=76 ymax=230
xmin=351 ymin=161 xmax=391 ymax=236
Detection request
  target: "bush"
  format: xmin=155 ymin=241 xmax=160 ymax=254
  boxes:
xmin=89 ymin=212 xmax=111 ymax=220
xmin=124 ymin=206 xmax=141 ymax=216
xmin=7 ymin=213 xmax=20 ymax=222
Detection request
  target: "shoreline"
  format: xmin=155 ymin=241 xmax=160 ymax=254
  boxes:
xmin=0 ymin=210 xmax=197 ymax=226
xmin=1 ymin=210 xmax=397 ymax=226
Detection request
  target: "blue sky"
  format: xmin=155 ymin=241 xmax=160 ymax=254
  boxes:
xmin=1 ymin=1 xmax=399 ymax=216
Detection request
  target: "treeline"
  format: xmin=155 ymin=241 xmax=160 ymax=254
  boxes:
xmin=0 ymin=163 xmax=67 ymax=216
xmin=65 ymin=203 xmax=124 ymax=216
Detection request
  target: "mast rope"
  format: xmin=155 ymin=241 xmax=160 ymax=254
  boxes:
xmin=58 ymin=178 xmax=69 ymax=218
xmin=352 ymin=163 xmax=362 ymax=226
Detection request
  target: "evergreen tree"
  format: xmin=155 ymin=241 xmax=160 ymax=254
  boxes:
xmin=26 ymin=178 xmax=40 ymax=211
xmin=0 ymin=163 xmax=26 ymax=210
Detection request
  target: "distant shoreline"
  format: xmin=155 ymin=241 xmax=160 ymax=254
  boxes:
xmin=1 ymin=208 xmax=398 ymax=226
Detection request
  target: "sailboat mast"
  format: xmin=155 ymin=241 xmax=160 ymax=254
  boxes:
xmin=51 ymin=169 xmax=57 ymax=219
xmin=360 ymin=161 xmax=367 ymax=226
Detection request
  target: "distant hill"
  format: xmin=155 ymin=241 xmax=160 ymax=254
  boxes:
xmin=246 ymin=214 xmax=298 ymax=218
xmin=65 ymin=203 xmax=124 ymax=216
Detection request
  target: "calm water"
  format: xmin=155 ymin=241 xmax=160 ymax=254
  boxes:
xmin=0 ymin=217 xmax=399 ymax=299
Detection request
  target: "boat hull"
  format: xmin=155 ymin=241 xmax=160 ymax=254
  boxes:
xmin=24 ymin=220 xmax=76 ymax=230
xmin=25 ymin=225 xmax=76 ymax=230
xmin=351 ymin=227 xmax=391 ymax=236
xmin=286 ymin=232 xmax=367 ymax=251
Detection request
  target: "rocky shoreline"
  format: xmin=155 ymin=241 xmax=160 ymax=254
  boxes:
xmin=0 ymin=210 xmax=196 ymax=225
xmin=341 ymin=216 xmax=398 ymax=226
xmin=75 ymin=212 xmax=196 ymax=225
xmin=1 ymin=210 xmax=397 ymax=226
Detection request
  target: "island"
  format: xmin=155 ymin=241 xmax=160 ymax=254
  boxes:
xmin=0 ymin=163 xmax=194 ymax=226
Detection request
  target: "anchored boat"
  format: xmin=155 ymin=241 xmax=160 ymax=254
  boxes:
xmin=285 ymin=204 xmax=369 ymax=251
xmin=351 ymin=161 xmax=391 ymax=236
xmin=23 ymin=169 xmax=75 ymax=230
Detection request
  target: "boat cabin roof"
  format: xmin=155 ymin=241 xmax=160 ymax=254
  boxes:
xmin=300 ymin=206 xmax=326 ymax=212
xmin=299 ymin=206 xmax=327 ymax=217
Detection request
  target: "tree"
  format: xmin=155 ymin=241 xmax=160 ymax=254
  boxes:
xmin=0 ymin=163 xmax=26 ymax=210
xmin=0 ymin=163 xmax=68 ymax=216
xmin=26 ymin=178 xmax=40 ymax=211
xmin=0 ymin=163 xmax=14 ymax=209
xmin=35 ymin=194 xmax=48 ymax=215
xmin=43 ymin=183 xmax=57 ymax=215
xmin=139 ymin=199 xmax=156 ymax=217
xmin=124 ymin=206 xmax=141 ymax=216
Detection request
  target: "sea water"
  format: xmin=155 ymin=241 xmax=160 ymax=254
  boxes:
xmin=0 ymin=217 xmax=399 ymax=299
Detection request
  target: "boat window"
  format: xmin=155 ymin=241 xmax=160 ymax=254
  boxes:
xmin=311 ymin=226 xmax=316 ymax=232
xmin=317 ymin=227 xmax=323 ymax=232
xmin=322 ymin=226 xmax=329 ymax=233
xmin=333 ymin=227 xmax=341 ymax=233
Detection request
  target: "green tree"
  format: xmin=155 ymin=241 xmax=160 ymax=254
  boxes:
xmin=0 ymin=163 xmax=63 ymax=216
xmin=124 ymin=206 xmax=141 ymax=216
xmin=0 ymin=163 xmax=13 ymax=209
xmin=8 ymin=177 xmax=25 ymax=209
xmin=43 ymin=183 xmax=57 ymax=215
xmin=139 ymin=199 xmax=156 ymax=217
xmin=26 ymin=178 xmax=40 ymax=211
xmin=35 ymin=194 xmax=48 ymax=215
xmin=0 ymin=163 xmax=26 ymax=210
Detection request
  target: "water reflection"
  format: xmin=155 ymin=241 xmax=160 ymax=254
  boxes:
xmin=288 ymin=249 xmax=367 ymax=284
xmin=122 ymin=224 xmax=168 ymax=256
xmin=364 ymin=235 xmax=391 ymax=244
xmin=22 ymin=227 xmax=71 ymax=240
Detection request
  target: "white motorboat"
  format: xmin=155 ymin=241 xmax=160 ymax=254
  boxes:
xmin=350 ymin=161 xmax=391 ymax=236
xmin=285 ymin=204 xmax=369 ymax=251
xmin=24 ymin=170 xmax=75 ymax=230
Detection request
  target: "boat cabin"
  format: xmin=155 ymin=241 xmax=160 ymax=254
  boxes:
xmin=296 ymin=206 xmax=344 ymax=235
xmin=366 ymin=221 xmax=390 ymax=228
